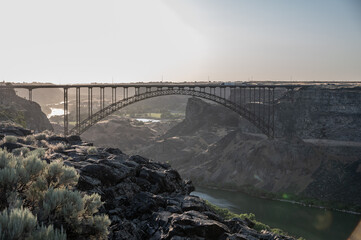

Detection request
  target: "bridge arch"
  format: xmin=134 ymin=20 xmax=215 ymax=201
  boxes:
xmin=69 ymin=88 xmax=274 ymax=137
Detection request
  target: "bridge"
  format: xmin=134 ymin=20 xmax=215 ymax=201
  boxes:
xmin=0 ymin=82 xmax=302 ymax=138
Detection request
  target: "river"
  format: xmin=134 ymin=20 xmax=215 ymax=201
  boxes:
xmin=136 ymin=118 xmax=160 ymax=123
xmin=191 ymin=186 xmax=360 ymax=240
xmin=47 ymin=107 xmax=64 ymax=118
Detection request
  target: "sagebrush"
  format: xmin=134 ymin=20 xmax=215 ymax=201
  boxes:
xmin=3 ymin=135 xmax=17 ymax=144
xmin=0 ymin=148 xmax=110 ymax=240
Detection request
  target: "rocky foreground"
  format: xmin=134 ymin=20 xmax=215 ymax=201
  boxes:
xmin=0 ymin=125 xmax=296 ymax=240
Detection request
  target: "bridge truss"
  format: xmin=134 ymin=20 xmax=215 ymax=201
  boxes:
xmin=1 ymin=83 xmax=298 ymax=138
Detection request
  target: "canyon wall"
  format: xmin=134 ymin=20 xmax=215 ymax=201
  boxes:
xmin=273 ymin=85 xmax=361 ymax=140
xmin=141 ymin=85 xmax=361 ymax=208
xmin=0 ymin=88 xmax=53 ymax=132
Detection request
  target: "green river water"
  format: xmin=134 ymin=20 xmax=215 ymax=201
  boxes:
xmin=191 ymin=186 xmax=360 ymax=240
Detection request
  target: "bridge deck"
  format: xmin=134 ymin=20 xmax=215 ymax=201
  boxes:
xmin=2 ymin=81 xmax=359 ymax=89
xmin=2 ymin=81 xmax=360 ymax=137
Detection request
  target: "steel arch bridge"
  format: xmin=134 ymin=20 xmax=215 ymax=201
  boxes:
xmin=1 ymin=83 xmax=300 ymax=138
xmin=69 ymin=87 xmax=275 ymax=136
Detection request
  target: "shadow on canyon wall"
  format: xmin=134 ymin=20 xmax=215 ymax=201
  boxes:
xmin=80 ymin=85 xmax=361 ymax=209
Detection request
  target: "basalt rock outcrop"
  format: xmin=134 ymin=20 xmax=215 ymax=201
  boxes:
xmin=164 ymin=97 xmax=258 ymax=138
xmin=228 ymin=84 xmax=361 ymax=140
xmin=0 ymin=125 xmax=296 ymax=240
xmin=140 ymin=98 xmax=258 ymax=163
xmin=81 ymin=116 xmax=179 ymax=154
xmin=141 ymin=94 xmax=361 ymax=209
xmin=175 ymin=130 xmax=361 ymax=208
xmin=0 ymin=87 xmax=53 ymax=131
xmin=273 ymin=85 xmax=361 ymax=140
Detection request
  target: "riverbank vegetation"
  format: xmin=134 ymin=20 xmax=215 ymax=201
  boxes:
xmin=204 ymin=200 xmax=305 ymax=240
xmin=238 ymin=185 xmax=361 ymax=214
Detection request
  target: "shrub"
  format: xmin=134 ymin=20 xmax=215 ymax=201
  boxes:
xmin=3 ymin=135 xmax=17 ymax=144
xmin=87 ymin=147 xmax=98 ymax=155
xmin=0 ymin=207 xmax=66 ymax=240
xmin=35 ymin=133 xmax=48 ymax=141
xmin=42 ymin=130 xmax=53 ymax=137
xmin=49 ymin=143 xmax=68 ymax=153
xmin=38 ymin=140 xmax=49 ymax=148
xmin=12 ymin=147 xmax=30 ymax=157
xmin=30 ymin=148 xmax=46 ymax=158
xmin=0 ymin=148 xmax=110 ymax=239
xmin=204 ymin=200 xmax=294 ymax=237
xmin=25 ymin=135 xmax=36 ymax=145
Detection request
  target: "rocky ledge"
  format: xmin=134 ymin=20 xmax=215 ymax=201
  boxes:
xmin=0 ymin=125 xmax=296 ymax=240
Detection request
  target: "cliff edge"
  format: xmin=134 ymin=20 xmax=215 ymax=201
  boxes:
xmin=0 ymin=87 xmax=53 ymax=132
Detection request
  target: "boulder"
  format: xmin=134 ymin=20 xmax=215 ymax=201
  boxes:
xmin=0 ymin=142 xmax=24 ymax=151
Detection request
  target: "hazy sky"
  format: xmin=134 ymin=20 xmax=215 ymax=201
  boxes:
xmin=0 ymin=0 xmax=360 ymax=83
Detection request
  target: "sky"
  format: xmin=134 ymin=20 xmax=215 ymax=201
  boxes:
xmin=0 ymin=0 xmax=360 ymax=84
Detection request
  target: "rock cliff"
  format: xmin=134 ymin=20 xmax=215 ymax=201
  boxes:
xmin=176 ymin=130 xmax=361 ymax=208
xmin=270 ymin=85 xmax=360 ymax=140
xmin=165 ymin=97 xmax=259 ymax=138
xmin=141 ymin=95 xmax=361 ymax=210
xmin=80 ymin=116 xmax=179 ymax=154
xmin=0 ymin=87 xmax=53 ymax=132
xmin=228 ymin=85 xmax=361 ymax=140
xmin=140 ymin=98 xmax=259 ymax=163
xmin=0 ymin=124 xmax=296 ymax=240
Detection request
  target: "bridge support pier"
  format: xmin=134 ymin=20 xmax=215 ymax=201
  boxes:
xmin=28 ymin=89 xmax=32 ymax=101
xmin=100 ymin=87 xmax=105 ymax=117
xmin=63 ymin=88 xmax=69 ymax=136
xmin=88 ymin=87 xmax=93 ymax=121
xmin=111 ymin=87 xmax=116 ymax=110
xmin=76 ymin=87 xmax=80 ymax=134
